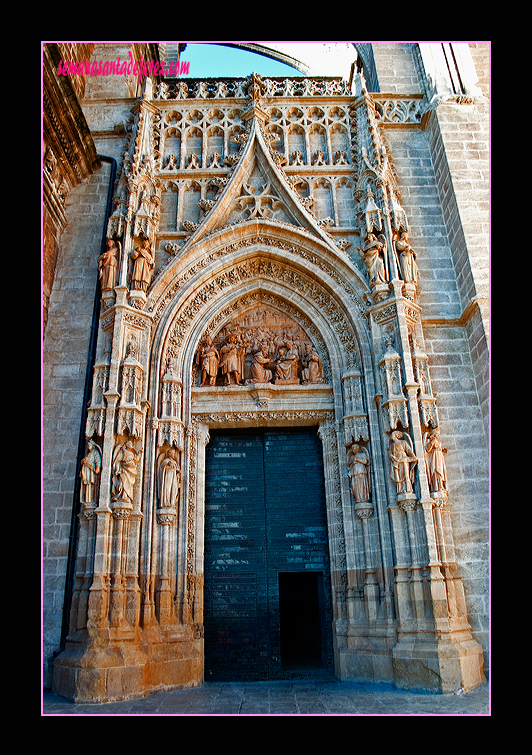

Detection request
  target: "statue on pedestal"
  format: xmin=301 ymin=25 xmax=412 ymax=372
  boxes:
xmin=395 ymin=231 xmax=419 ymax=285
xmin=423 ymin=428 xmax=448 ymax=493
xmin=358 ymin=232 xmax=387 ymax=287
xmin=388 ymin=430 xmax=417 ymax=494
xmin=346 ymin=440 xmax=371 ymax=504
xmin=98 ymin=239 xmax=120 ymax=292
xmin=111 ymin=440 xmax=142 ymax=504
xmin=130 ymin=238 xmax=154 ymax=292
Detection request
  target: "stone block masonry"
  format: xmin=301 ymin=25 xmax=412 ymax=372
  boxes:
xmin=424 ymin=99 xmax=489 ymax=441
xmin=42 ymin=161 xmax=112 ymax=688
xmin=422 ymin=323 xmax=489 ymax=658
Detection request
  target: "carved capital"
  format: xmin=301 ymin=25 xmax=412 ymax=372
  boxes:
xmin=397 ymin=491 xmax=418 ymax=512
xmin=156 ymin=507 xmax=177 ymax=525
xmin=355 ymin=501 xmax=374 ymax=520
xmin=431 ymin=490 xmax=449 ymax=508
xmin=111 ymin=500 xmax=133 ymax=520
xmin=81 ymin=504 xmax=97 ymax=521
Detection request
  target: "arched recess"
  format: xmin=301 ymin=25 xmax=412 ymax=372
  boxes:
xmin=147 ymin=219 xmax=374 ymax=407
xmin=142 ymin=219 xmax=391 ymax=638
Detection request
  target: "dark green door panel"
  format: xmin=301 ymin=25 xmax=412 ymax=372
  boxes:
xmin=204 ymin=428 xmax=333 ymax=681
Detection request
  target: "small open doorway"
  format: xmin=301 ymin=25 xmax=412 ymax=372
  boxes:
xmin=279 ymin=572 xmax=327 ymax=672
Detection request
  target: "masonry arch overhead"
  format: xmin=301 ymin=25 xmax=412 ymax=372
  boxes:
xmin=148 ymin=219 xmax=374 ymax=399
xmin=215 ymin=42 xmax=374 ymax=85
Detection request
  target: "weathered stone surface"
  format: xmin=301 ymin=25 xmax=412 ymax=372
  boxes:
xmin=43 ymin=43 xmax=489 ymax=701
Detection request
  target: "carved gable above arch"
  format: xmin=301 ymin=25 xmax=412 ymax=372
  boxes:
xmin=177 ymin=108 xmax=343 ymax=252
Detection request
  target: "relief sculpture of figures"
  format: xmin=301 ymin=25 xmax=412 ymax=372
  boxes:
xmin=195 ymin=306 xmax=328 ymax=387
xmin=157 ymin=447 xmax=181 ymax=508
xmin=395 ymin=230 xmax=419 ymax=285
xmin=98 ymin=238 xmax=120 ymax=292
xmin=346 ymin=440 xmax=371 ymax=503
xmin=358 ymin=232 xmax=387 ymax=287
xmin=80 ymin=440 xmax=102 ymax=507
xmin=111 ymin=440 xmax=142 ymax=504
xmin=130 ymin=238 xmax=154 ymax=292
xmin=196 ymin=336 xmax=220 ymax=386
xmin=423 ymin=427 xmax=448 ymax=493
xmin=301 ymin=347 xmax=325 ymax=384
xmin=388 ymin=430 xmax=417 ymax=494
xmin=219 ymin=333 xmax=243 ymax=385
xmin=275 ymin=340 xmax=299 ymax=383
xmin=246 ymin=343 xmax=274 ymax=384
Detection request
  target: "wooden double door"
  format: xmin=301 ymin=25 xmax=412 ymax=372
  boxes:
xmin=203 ymin=428 xmax=334 ymax=681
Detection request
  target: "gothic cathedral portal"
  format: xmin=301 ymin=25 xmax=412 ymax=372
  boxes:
xmin=47 ymin=55 xmax=488 ymax=703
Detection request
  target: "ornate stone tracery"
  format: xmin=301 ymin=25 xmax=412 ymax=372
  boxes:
xmin=53 ymin=70 xmax=485 ymax=703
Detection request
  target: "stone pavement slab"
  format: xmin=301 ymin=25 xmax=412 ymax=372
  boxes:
xmin=42 ymin=680 xmax=490 ymax=716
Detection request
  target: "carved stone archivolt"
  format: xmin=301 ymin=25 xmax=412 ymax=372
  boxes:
xmin=160 ymin=253 xmax=361 ymax=374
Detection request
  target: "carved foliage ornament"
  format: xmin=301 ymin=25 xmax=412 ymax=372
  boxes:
xmin=162 ymin=258 xmax=360 ymax=372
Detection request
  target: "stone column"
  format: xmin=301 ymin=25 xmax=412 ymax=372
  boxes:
xmin=318 ymin=417 xmax=349 ymax=627
xmin=354 ymin=502 xmax=379 ymax=623
xmin=109 ymin=500 xmax=132 ymax=628
xmin=69 ymin=509 xmax=95 ymax=631
xmin=387 ymin=502 xmax=412 ymax=628
xmin=156 ymin=505 xmax=177 ymax=624
xmin=398 ymin=492 xmax=425 ymax=623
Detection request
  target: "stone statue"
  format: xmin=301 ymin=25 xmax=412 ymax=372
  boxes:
xmin=98 ymin=238 xmax=120 ymax=291
xmin=196 ymin=336 xmax=220 ymax=386
xmin=388 ymin=430 xmax=417 ymax=494
xmin=301 ymin=347 xmax=325 ymax=384
xmin=130 ymin=237 xmax=154 ymax=292
xmin=346 ymin=440 xmax=371 ymax=503
xmin=111 ymin=440 xmax=142 ymax=504
xmin=157 ymin=447 xmax=181 ymax=508
xmin=219 ymin=333 xmax=243 ymax=385
xmin=247 ymin=72 xmax=264 ymax=102
xmin=275 ymin=340 xmax=299 ymax=383
xmin=80 ymin=440 xmax=102 ymax=507
xmin=395 ymin=231 xmax=419 ymax=285
xmin=246 ymin=343 xmax=274 ymax=384
xmin=423 ymin=428 xmax=448 ymax=492
xmin=358 ymin=232 xmax=387 ymax=287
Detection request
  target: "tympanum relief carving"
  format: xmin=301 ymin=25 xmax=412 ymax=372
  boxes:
xmin=194 ymin=305 xmax=327 ymax=387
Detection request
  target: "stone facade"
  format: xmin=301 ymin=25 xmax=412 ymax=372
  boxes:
xmin=42 ymin=42 xmax=489 ymax=702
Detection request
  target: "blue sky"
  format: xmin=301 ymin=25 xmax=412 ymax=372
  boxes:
xmin=180 ymin=43 xmax=300 ymax=78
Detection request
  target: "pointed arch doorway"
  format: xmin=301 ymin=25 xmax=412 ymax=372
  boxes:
xmin=203 ymin=426 xmax=334 ymax=681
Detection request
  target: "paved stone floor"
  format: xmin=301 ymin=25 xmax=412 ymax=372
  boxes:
xmin=43 ymin=680 xmax=490 ymax=716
